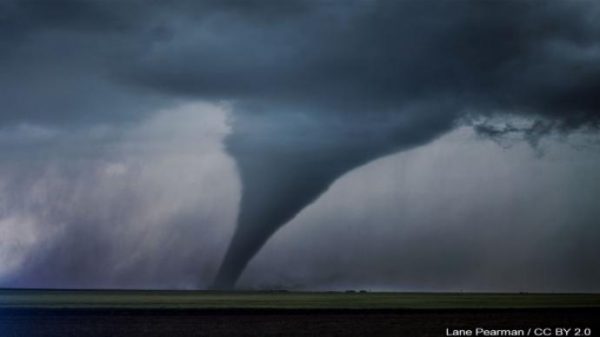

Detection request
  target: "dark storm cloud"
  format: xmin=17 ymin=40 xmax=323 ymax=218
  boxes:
xmin=0 ymin=0 xmax=314 ymax=126
xmin=2 ymin=0 xmax=600 ymax=289
xmin=0 ymin=0 xmax=164 ymax=126
xmin=3 ymin=1 xmax=600 ymax=125
xmin=125 ymin=1 xmax=600 ymax=126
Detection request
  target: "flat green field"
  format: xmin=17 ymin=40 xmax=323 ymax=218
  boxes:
xmin=1 ymin=289 xmax=599 ymax=310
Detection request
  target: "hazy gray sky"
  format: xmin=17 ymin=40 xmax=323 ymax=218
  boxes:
xmin=1 ymin=0 xmax=600 ymax=290
xmin=241 ymin=127 xmax=600 ymax=292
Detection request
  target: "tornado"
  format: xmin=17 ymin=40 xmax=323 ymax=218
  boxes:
xmin=96 ymin=0 xmax=600 ymax=289
xmin=3 ymin=0 xmax=600 ymax=291
xmin=212 ymin=106 xmax=457 ymax=289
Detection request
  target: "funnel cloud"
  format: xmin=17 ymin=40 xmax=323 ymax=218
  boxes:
xmin=1 ymin=0 xmax=600 ymax=290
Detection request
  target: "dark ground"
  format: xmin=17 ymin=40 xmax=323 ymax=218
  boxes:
xmin=1 ymin=308 xmax=599 ymax=337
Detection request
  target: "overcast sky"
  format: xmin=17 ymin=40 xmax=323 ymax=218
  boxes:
xmin=1 ymin=0 xmax=600 ymax=291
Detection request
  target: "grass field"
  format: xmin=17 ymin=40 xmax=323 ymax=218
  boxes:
xmin=2 ymin=290 xmax=600 ymax=337
xmin=1 ymin=289 xmax=600 ymax=310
